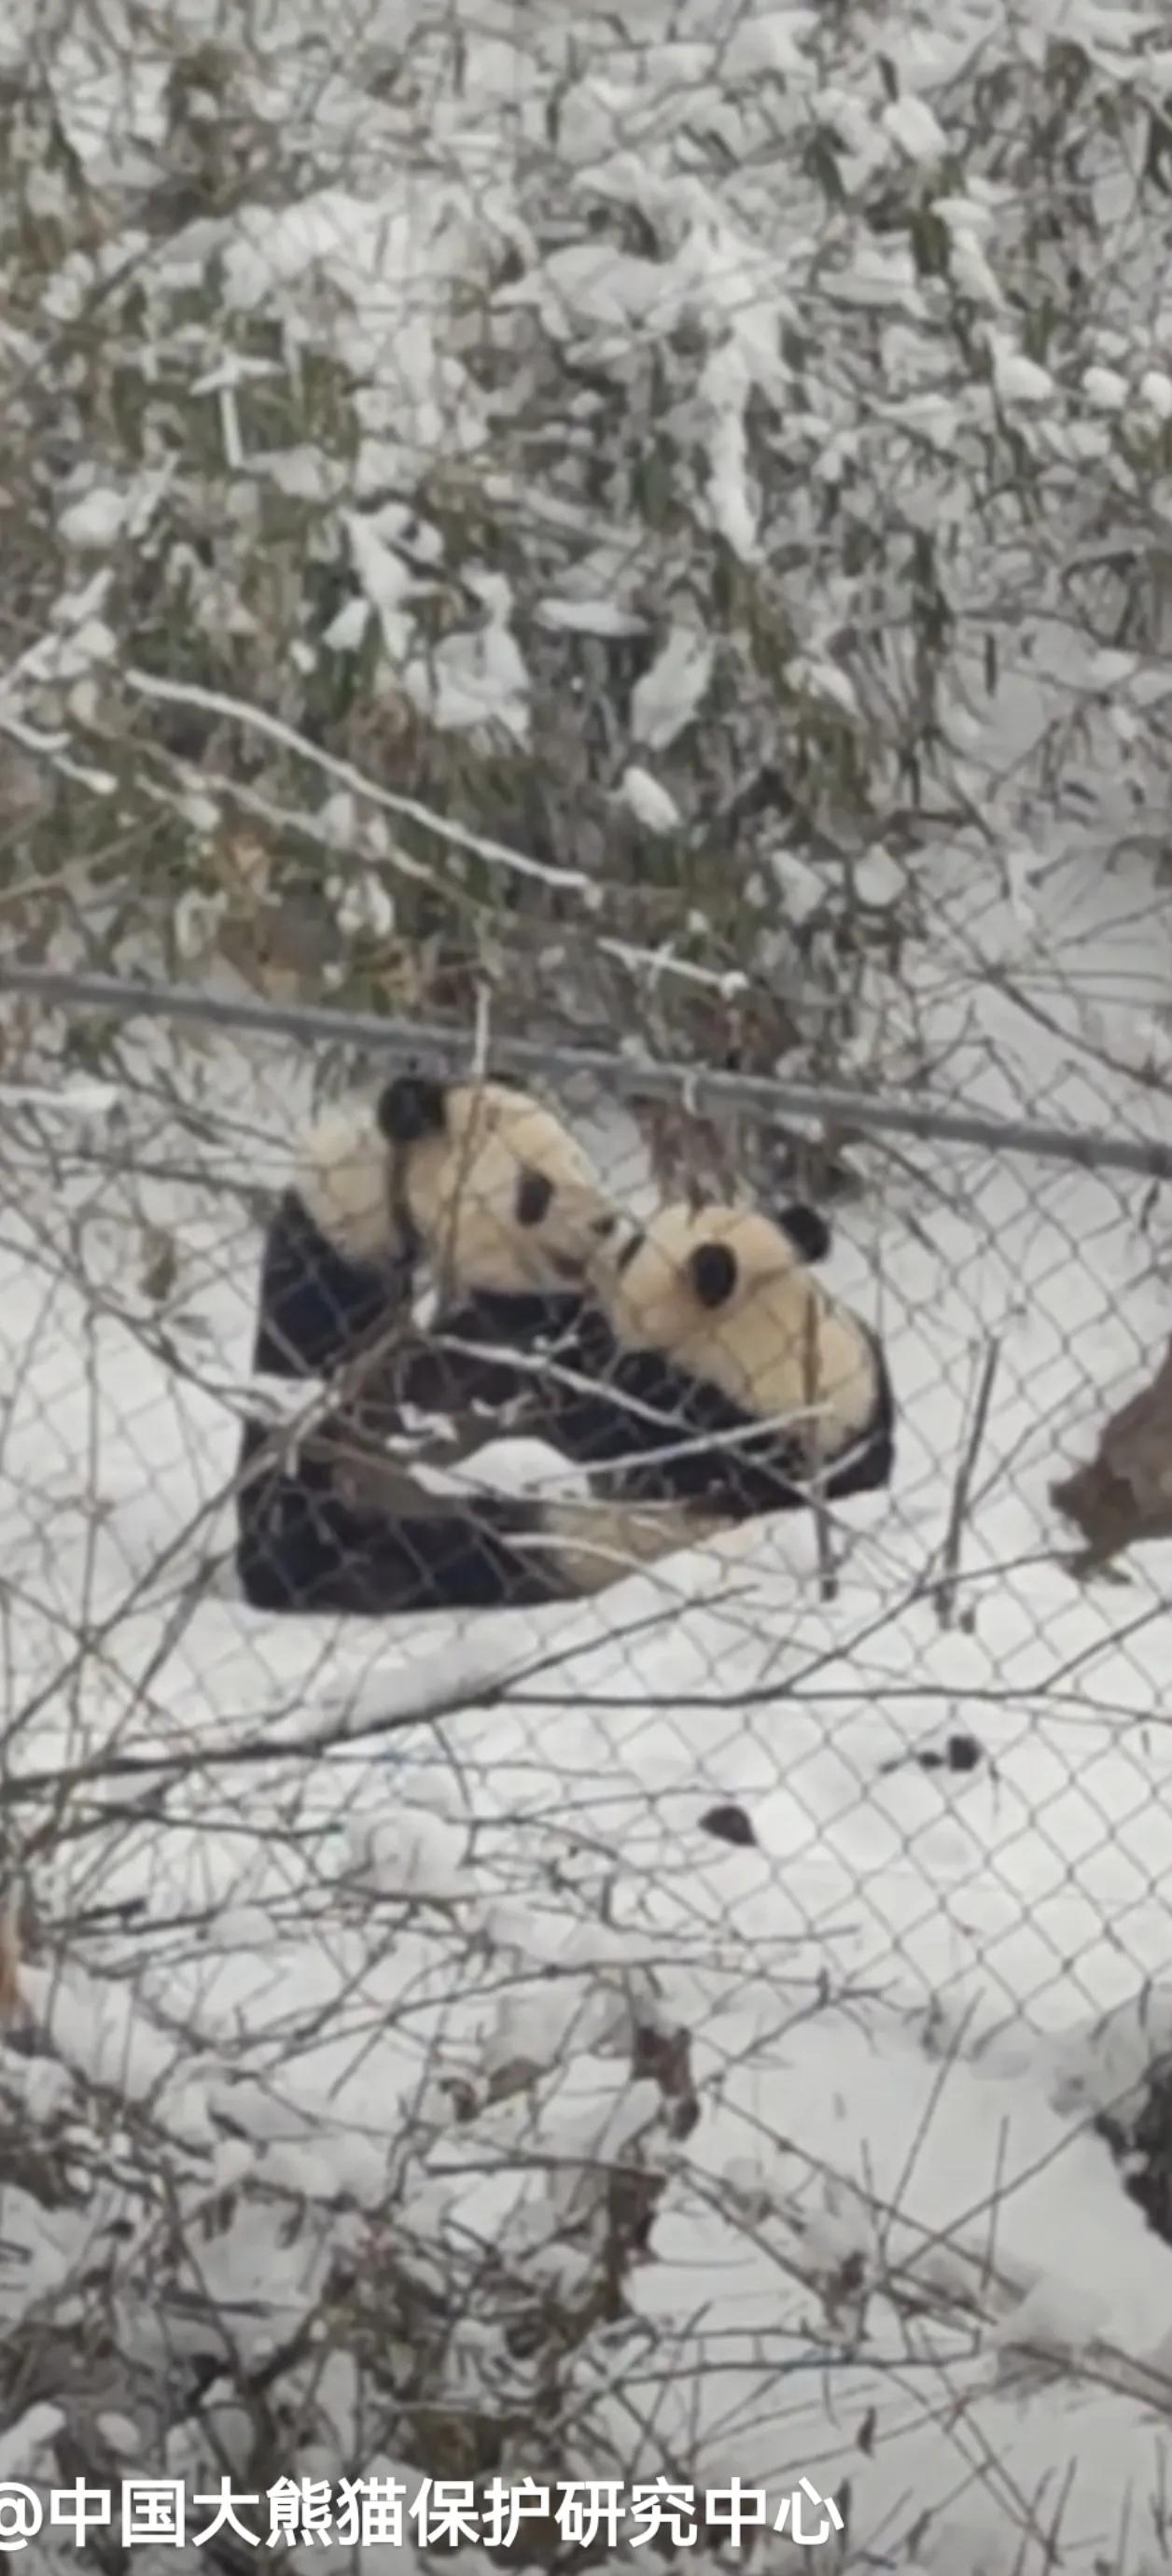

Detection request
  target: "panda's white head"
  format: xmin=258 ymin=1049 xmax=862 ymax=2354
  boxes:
xmin=297 ymin=1071 xmax=619 ymax=1296
xmin=592 ymin=1198 xmax=878 ymax=1461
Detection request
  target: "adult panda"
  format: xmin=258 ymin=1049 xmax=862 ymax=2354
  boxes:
xmin=236 ymin=1194 xmax=892 ymax=1616
xmin=236 ymin=1068 xmax=623 ymax=1613
xmin=250 ymin=1069 xmax=619 ymax=1384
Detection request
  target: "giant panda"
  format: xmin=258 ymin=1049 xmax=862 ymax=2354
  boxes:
xmin=563 ymin=1197 xmax=894 ymax=1512
xmin=250 ymin=1069 xmax=619 ymax=1384
xmin=235 ymin=1194 xmax=892 ymax=1616
xmin=237 ymin=1068 xmax=623 ymax=1611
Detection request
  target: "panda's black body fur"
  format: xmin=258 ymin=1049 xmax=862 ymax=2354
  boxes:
xmin=393 ymin=1286 xmax=591 ymax=1421
xmin=235 ymin=1415 xmax=576 ymax=1617
xmin=501 ymin=1295 xmax=895 ymax=1515
xmin=251 ymin=1184 xmax=417 ymax=1380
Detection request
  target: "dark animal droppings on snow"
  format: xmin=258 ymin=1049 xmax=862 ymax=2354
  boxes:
xmin=880 ymin=1730 xmax=986 ymax=1780
xmin=910 ymin=1732 xmax=984 ymax=1774
xmin=944 ymin=1731 xmax=983 ymax=1771
xmin=700 ymin=1802 xmax=758 ymax=1848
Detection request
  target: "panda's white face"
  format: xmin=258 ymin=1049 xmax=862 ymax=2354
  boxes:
xmin=597 ymin=1204 xmax=800 ymax=1349
xmin=405 ymin=1081 xmax=620 ymax=1298
xmin=593 ymin=1200 xmax=876 ymax=1458
xmin=299 ymin=1073 xmax=620 ymax=1297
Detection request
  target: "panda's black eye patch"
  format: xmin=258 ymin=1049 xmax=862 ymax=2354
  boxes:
xmin=690 ymin=1240 xmax=738 ymax=1309
xmin=516 ymin=1167 xmax=554 ymax=1227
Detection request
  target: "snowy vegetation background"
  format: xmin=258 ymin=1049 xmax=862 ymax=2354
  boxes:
xmin=7 ymin=0 xmax=1172 ymax=2566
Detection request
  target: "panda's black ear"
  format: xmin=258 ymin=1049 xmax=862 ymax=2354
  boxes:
xmin=777 ymin=1203 xmax=830 ymax=1265
xmin=690 ymin=1239 xmax=738 ymax=1309
xmin=376 ymin=1073 xmax=448 ymax=1144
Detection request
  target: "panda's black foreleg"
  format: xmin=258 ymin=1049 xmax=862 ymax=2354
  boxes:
xmin=237 ymin=1507 xmax=561 ymax=1615
xmin=234 ymin=1425 xmax=565 ymax=1616
xmin=253 ymin=1192 xmax=412 ymax=1379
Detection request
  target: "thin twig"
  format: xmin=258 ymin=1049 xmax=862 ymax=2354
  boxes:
xmin=470 ymin=983 xmax=492 ymax=1081
xmin=802 ymin=1289 xmax=837 ymax=1604
xmin=934 ymin=1334 xmax=1000 ymax=1629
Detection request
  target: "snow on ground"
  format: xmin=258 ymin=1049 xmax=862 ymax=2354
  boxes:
xmin=5 ymin=890 xmax=1172 ymax=2563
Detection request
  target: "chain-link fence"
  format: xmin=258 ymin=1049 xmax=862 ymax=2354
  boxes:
xmin=6 ymin=972 xmax=1172 ymax=2106
xmin=4 ymin=969 xmax=1172 ymax=2556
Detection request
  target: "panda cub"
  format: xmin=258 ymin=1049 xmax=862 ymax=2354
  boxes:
xmin=236 ymin=1193 xmax=893 ymax=1617
xmin=396 ymin=1191 xmax=837 ymax=1446
xmin=250 ymin=1069 xmax=618 ymax=1385
xmin=567 ymin=1197 xmax=894 ymax=1513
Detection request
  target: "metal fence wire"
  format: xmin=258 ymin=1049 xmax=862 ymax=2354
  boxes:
xmin=7 ymin=961 xmax=1172 ymax=2553
xmin=3 ymin=961 xmax=1172 ymax=2051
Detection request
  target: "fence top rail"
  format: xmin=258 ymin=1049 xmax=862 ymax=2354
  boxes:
xmin=2 ymin=960 xmax=1171 ymax=1185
